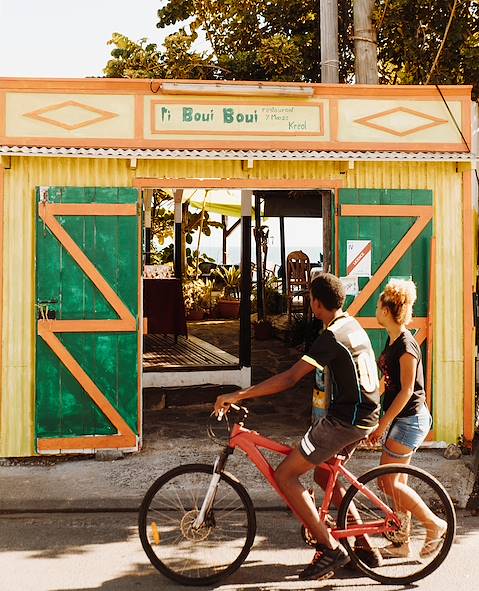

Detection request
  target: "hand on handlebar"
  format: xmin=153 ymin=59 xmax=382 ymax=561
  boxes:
xmin=214 ymin=392 xmax=241 ymax=418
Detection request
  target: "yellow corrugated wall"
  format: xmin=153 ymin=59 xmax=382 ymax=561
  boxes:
xmin=0 ymin=156 xmax=468 ymax=455
xmin=346 ymin=161 xmax=465 ymax=443
xmin=138 ymin=159 xmax=467 ymax=443
xmin=136 ymin=158 xmax=346 ymax=182
xmin=0 ymin=157 xmax=133 ymax=456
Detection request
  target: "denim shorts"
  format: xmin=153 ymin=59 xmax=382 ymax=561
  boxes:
xmin=386 ymin=405 xmax=432 ymax=452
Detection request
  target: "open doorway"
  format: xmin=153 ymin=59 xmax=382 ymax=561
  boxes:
xmin=140 ymin=186 xmax=333 ymax=392
xmin=141 ymin=187 xmax=249 ymax=390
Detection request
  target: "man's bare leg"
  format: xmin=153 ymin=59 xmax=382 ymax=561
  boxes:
xmin=314 ymin=464 xmax=373 ymax=551
xmin=275 ymin=448 xmax=338 ymax=549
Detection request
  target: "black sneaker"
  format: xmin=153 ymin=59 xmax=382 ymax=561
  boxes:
xmin=355 ymin=545 xmax=383 ymax=568
xmin=298 ymin=544 xmax=350 ymax=580
xmin=344 ymin=544 xmax=383 ymax=570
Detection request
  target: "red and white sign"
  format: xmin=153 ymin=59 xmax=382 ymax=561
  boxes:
xmin=347 ymin=240 xmax=372 ymax=277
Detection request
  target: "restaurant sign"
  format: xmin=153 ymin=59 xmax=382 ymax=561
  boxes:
xmin=0 ymin=80 xmax=470 ymax=150
xmin=150 ymin=101 xmax=324 ymax=135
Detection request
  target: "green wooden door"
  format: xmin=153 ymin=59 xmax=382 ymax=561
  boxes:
xmin=335 ymin=189 xmax=433 ymax=399
xmin=35 ymin=187 xmax=140 ymax=453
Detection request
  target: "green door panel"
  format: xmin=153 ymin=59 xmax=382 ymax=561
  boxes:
xmin=336 ymin=189 xmax=432 ymax=359
xmin=35 ymin=187 xmax=139 ymax=443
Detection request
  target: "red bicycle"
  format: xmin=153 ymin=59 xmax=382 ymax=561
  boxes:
xmin=139 ymin=405 xmax=455 ymax=586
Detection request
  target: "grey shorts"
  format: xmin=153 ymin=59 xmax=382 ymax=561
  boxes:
xmin=299 ymin=415 xmax=371 ymax=465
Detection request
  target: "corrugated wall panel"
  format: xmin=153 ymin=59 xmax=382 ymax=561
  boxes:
xmin=0 ymin=156 xmax=468 ymax=453
xmin=136 ymin=159 xmax=344 ymax=183
xmin=0 ymin=157 xmax=132 ymax=456
xmin=347 ymin=162 xmax=464 ymax=442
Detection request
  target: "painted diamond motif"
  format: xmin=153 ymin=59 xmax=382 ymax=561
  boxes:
xmin=24 ymin=100 xmax=118 ymax=130
xmin=355 ymin=107 xmax=448 ymax=137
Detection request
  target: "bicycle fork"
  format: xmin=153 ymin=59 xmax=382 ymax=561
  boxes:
xmin=193 ymin=446 xmax=234 ymax=529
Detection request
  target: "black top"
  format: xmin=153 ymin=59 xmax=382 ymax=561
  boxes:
xmin=378 ymin=330 xmax=426 ymax=418
xmin=302 ymin=314 xmax=380 ymax=429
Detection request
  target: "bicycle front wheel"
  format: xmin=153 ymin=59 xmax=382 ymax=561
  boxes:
xmin=337 ymin=464 xmax=456 ymax=585
xmin=138 ymin=463 xmax=256 ymax=586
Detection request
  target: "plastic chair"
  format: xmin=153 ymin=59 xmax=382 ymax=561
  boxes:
xmin=286 ymin=250 xmax=311 ymax=322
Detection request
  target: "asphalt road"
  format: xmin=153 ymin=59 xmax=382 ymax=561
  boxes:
xmin=0 ymin=509 xmax=477 ymax=591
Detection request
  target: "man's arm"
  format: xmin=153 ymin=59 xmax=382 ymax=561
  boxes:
xmin=214 ymin=359 xmax=315 ymax=415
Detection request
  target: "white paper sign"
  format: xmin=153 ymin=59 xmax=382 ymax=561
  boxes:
xmin=346 ymin=240 xmax=372 ymax=278
xmin=340 ymin=276 xmax=359 ymax=296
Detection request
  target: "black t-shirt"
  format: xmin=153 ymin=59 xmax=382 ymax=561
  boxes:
xmin=378 ymin=330 xmax=426 ymax=418
xmin=302 ymin=313 xmax=380 ymax=429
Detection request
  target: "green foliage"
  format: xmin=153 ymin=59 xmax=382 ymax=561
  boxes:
xmin=104 ymin=33 xmax=165 ymax=78
xmin=286 ymin=312 xmax=310 ymax=348
xmin=149 ymin=190 xmax=221 ymax=275
xmin=252 ymin=275 xmax=285 ymax=316
xmin=105 ymin=1 xmax=324 ymax=82
xmin=182 ymin=278 xmax=212 ymax=312
xmin=375 ymin=0 xmax=479 ymax=96
xmin=104 ymin=1 xmax=478 ymax=97
xmin=103 ymin=30 xmax=216 ymax=79
xmin=151 ymin=242 xmax=173 ymax=265
xmin=150 ymin=243 xmax=214 ymax=271
xmin=214 ymin=266 xmax=241 ymax=299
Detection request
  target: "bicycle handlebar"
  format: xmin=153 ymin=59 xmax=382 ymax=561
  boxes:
xmin=207 ymin=403 xmax=249 ymax=445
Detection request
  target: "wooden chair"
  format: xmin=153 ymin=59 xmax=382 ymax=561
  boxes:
xmin=286 ymin=250 xmax=310 ymax=322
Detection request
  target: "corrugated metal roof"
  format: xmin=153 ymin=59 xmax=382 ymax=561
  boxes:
xmin=0 ymin=145 xmax=474 ymax=162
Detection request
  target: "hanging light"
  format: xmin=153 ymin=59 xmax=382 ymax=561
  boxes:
xmin=160 ymin=82 xmax=315 ymax=97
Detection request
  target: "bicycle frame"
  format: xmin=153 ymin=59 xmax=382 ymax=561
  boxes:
xmin=228 ymin=423 xmax=399 ymax=540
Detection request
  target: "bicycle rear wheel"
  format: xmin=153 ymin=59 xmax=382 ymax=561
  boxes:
xmin=138 ymin=463 xmax=256 ymax=586
xmin=337 ymin=464 xmax=455 ymax=585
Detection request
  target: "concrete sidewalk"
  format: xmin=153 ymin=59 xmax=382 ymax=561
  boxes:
xmin=0 ymin=403 xmax=476 ymax=512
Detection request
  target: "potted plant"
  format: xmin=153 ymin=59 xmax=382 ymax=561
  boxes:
xmin=215 ymin=266 xmax=241 ymax=319
xmin=251 ymin=275 xmax=280 ymax=340
xmin=252 ymin=317 xmax=274 ymax=340
xmin=182 ymin=279 xmax=208 ymax=320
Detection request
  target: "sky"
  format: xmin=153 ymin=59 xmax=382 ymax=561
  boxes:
xmin=0 ymin=0 xmax=174 ymax=78
xmin=0 ymin=0 xmax=323 ymax=263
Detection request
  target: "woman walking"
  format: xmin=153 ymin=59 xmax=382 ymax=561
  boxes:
xmin=369 ymin=279 xmax=446 ymax=558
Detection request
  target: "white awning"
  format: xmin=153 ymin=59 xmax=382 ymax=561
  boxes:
xmin=0 ymin=145 xmax=474 ymax=162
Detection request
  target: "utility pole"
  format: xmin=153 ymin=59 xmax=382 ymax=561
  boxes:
xmin=319 ymin=0 xmax=339 ymax=83
xmin=353 ymin=0 xmax=378 ymax=83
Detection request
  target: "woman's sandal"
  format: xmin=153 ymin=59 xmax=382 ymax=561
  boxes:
xmin=419 ymin=522 xmax=447 ymax=558
xmin=379 ymin=543 xmax=411 ymax=558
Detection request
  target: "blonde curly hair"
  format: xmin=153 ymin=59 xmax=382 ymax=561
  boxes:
xmin=379 ymin=279 xmax=417 ymax=325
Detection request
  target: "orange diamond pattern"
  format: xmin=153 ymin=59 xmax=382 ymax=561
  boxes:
xmin=354 ymin=107 xmax=448 ymax=137
xmin=24 ymin=100 xmax=118 ymax=130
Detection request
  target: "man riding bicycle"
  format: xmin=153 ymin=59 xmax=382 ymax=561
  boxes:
xmin=215 ymin=272 xmax=381 ymax=580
